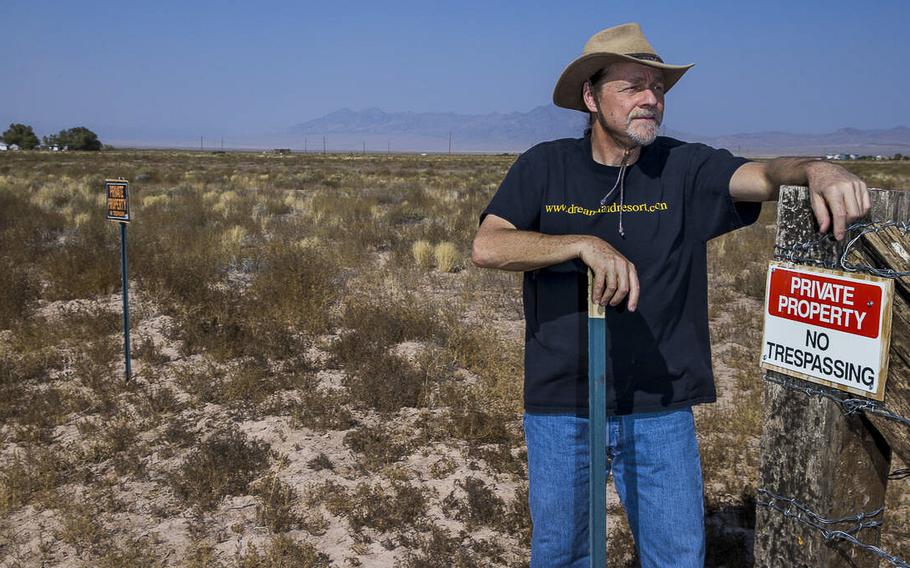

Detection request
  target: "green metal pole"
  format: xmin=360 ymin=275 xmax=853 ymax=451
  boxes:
xmin=587 ymin=270 xmax=607 ymax=567
xmin=120 ymin=222 xmax=132 ymax=382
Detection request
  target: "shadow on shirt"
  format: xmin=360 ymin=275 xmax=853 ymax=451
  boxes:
xmin=570 ymin=268 xmax=673 ymax=415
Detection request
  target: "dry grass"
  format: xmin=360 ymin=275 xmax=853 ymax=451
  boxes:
xmin=411 ymin=239 xmax=433 ymax=268
xmin=442 ymin=476 xmax=505 ymax=530
xmin=236 ymin=535 xmax=331 ymax=568
xmin=433 ymin=241 xmax=460 ymax=273
xmin=171 ymin=424 xmax=274 ymax=511
xmin=253 ymin=474 xmax=302 ymax=533
xmin=0 ymin=150 xmax=906 ymax=567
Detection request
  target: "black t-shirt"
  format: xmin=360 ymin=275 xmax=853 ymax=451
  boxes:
xmin=481 ymin=134 xmax=760 ymax=416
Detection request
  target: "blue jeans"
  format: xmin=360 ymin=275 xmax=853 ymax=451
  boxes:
xmin=524 ymin=408 xmax=705 ymax=568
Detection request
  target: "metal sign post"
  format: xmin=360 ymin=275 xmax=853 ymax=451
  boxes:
xmin=105 ymin=179 xmax=132 ymax=382
xmin=118 ymin=221 xmax=132 ymax=382
xmin=587 ymin=270 xmax=607 ymax=567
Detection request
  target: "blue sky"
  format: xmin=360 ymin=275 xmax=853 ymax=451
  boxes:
xmin=2 ymin=0 xmax=907 ymax=144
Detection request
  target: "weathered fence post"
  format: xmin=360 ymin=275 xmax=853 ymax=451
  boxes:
xmin=754 ymin=185 xmax=910 ymax=567
xmin=853 ymin=205 xmax=910 ymax=467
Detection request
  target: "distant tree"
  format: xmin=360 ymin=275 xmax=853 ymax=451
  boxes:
xmin=895 ymin=153 xmax=904 ymax=161
xmin=2 ymin=123 xmax=39 ymax=150
xmin=46 ymin=126 xmax=102 ymax=151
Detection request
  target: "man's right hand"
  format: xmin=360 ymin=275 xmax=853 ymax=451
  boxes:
xmin=578 ymin=236 xmax=639 ymax=311
xmin=472 ymin=215 xmax=639 ymax=311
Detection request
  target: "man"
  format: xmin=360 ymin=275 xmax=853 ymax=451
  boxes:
xmin=471 ymin=23 xmax=870 ymax=567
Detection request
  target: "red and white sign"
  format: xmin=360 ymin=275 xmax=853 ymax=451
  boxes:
xmin=760 ymin=262 xmax=894 ymax=400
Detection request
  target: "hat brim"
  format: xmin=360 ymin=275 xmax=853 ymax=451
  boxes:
xmin=553 ymin=53 xmax=694 ymax=112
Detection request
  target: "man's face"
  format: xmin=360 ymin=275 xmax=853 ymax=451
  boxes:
xmin=585 ymin=61 xmax=666 ymax=147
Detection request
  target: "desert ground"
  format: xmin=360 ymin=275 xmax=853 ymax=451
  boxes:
xmin=0 ymin=149 xmax=908 ymax=567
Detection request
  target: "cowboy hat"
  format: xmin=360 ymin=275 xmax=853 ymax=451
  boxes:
xmin=553 ymin=23 xmax=694 ymax=112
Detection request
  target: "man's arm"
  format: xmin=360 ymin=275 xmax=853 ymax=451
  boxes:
xmin=471 ymin=214 xmax=640 ymax=310
xmin=729 ymin=158 xmax=871 ymax=240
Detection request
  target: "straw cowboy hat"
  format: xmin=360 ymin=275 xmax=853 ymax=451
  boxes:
xmin=553 ymin=23 xmax=694 ymax=112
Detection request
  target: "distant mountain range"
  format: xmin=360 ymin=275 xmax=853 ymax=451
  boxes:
xmin=284 ymin=105 xmax=910 ymax=156
xmin=287 ymin=105 xmax=585 ymax=152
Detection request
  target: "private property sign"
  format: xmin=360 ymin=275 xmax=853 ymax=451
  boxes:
xmin=105 ymin=179 xmax=130 ymax=222
xmin=760 ymin=262 xmax=894 ymax=400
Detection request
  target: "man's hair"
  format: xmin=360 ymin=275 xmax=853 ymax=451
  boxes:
xmin=584 ymin=113 xmax=596 ymax=137
xmin=583 ymin=66 xmax=610 ymax=137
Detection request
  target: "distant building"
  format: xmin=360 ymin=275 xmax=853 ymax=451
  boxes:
xmin=0 ymin=143 xmax=6 ymax=151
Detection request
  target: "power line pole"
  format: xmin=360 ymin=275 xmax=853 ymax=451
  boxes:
xmin=387 ymin=140 xmax=390 ymax=154
xmin=448 ymin=131 xmax=452 ymax=155
xmin=200 ymin=136 xmax=203 ymax=151
xmin=304 ymin=137 xmax=307 ymax=153
xmin=323 ymin=136 xmax=326 ymax=155
xmin=221 ymin=137 xmax=224 ymax=151
xmin=362 ymin=141 xmax=366 ymax=154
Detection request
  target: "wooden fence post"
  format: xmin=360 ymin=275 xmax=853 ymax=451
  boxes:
xmin=754 ymin=186 xmax=903 ymax=567
xmin=852 ymin=194 xmax=910 ymax=467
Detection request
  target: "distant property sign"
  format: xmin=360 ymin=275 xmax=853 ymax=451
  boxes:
xmin=761 ymin=262 xmax=894 ymax=400
xmin=105 ymin=179 xmax=130 ymax=222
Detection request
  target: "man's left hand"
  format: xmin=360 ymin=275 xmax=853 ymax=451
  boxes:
xmin=805 ymin=161 xmax=871 ymax=241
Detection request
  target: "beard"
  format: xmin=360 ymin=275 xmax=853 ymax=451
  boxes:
xmin=592 ymin=102 xmax=663 ymax=148
xmin=625 ymin=109 xmax=663 ymax=146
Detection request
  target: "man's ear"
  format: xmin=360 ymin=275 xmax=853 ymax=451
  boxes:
xmin=582 ymin=81 xmax=599 ymax=114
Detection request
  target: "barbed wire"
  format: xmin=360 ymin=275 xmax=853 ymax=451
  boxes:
xmin=756 ymin=488 xmax=909 ymax=568
xmin=773 ymin=220 xmax=910 ymax=278
xmin=757 ymin=488 xmax=883 ymax=534
xmin=763 ymin=373 xmax=910 ymax=428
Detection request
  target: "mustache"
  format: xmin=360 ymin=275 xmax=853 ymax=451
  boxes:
xmin=629 ymin=110 xmax=662 ymax=124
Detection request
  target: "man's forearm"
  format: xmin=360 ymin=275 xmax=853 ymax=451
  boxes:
xmin=737 ymin=157 xmax=869 ymax=240
xmin=764 ymin=157 xmax=819 ymax=189
xmin=733 ymin=158 xmax=841 ymax=202
xmin=472 ymin=228 xmax=590 ymax=272
xmin=472 ymin=220 xmax=640 ymax=309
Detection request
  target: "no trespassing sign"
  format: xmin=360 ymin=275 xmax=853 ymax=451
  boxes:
xmin=760 ymin=262 xmax=894 ymax=400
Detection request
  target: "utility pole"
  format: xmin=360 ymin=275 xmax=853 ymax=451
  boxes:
xmin=362 ymin=141 xmax=366 ymax=154
xmin=448 ymin=131 xmax=452 ymax=155
xmin=323 ymin=136 xmax=326 ymax=155
xmin=387 ymin=140 xmax=390 ymax=154
xmin=221 ymin=137 xmax=224 ymax=151
xmin=200 ymin=136 xmax=203 ymax=151
xmin=304 ymin=137 xmax=308 ymax=153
